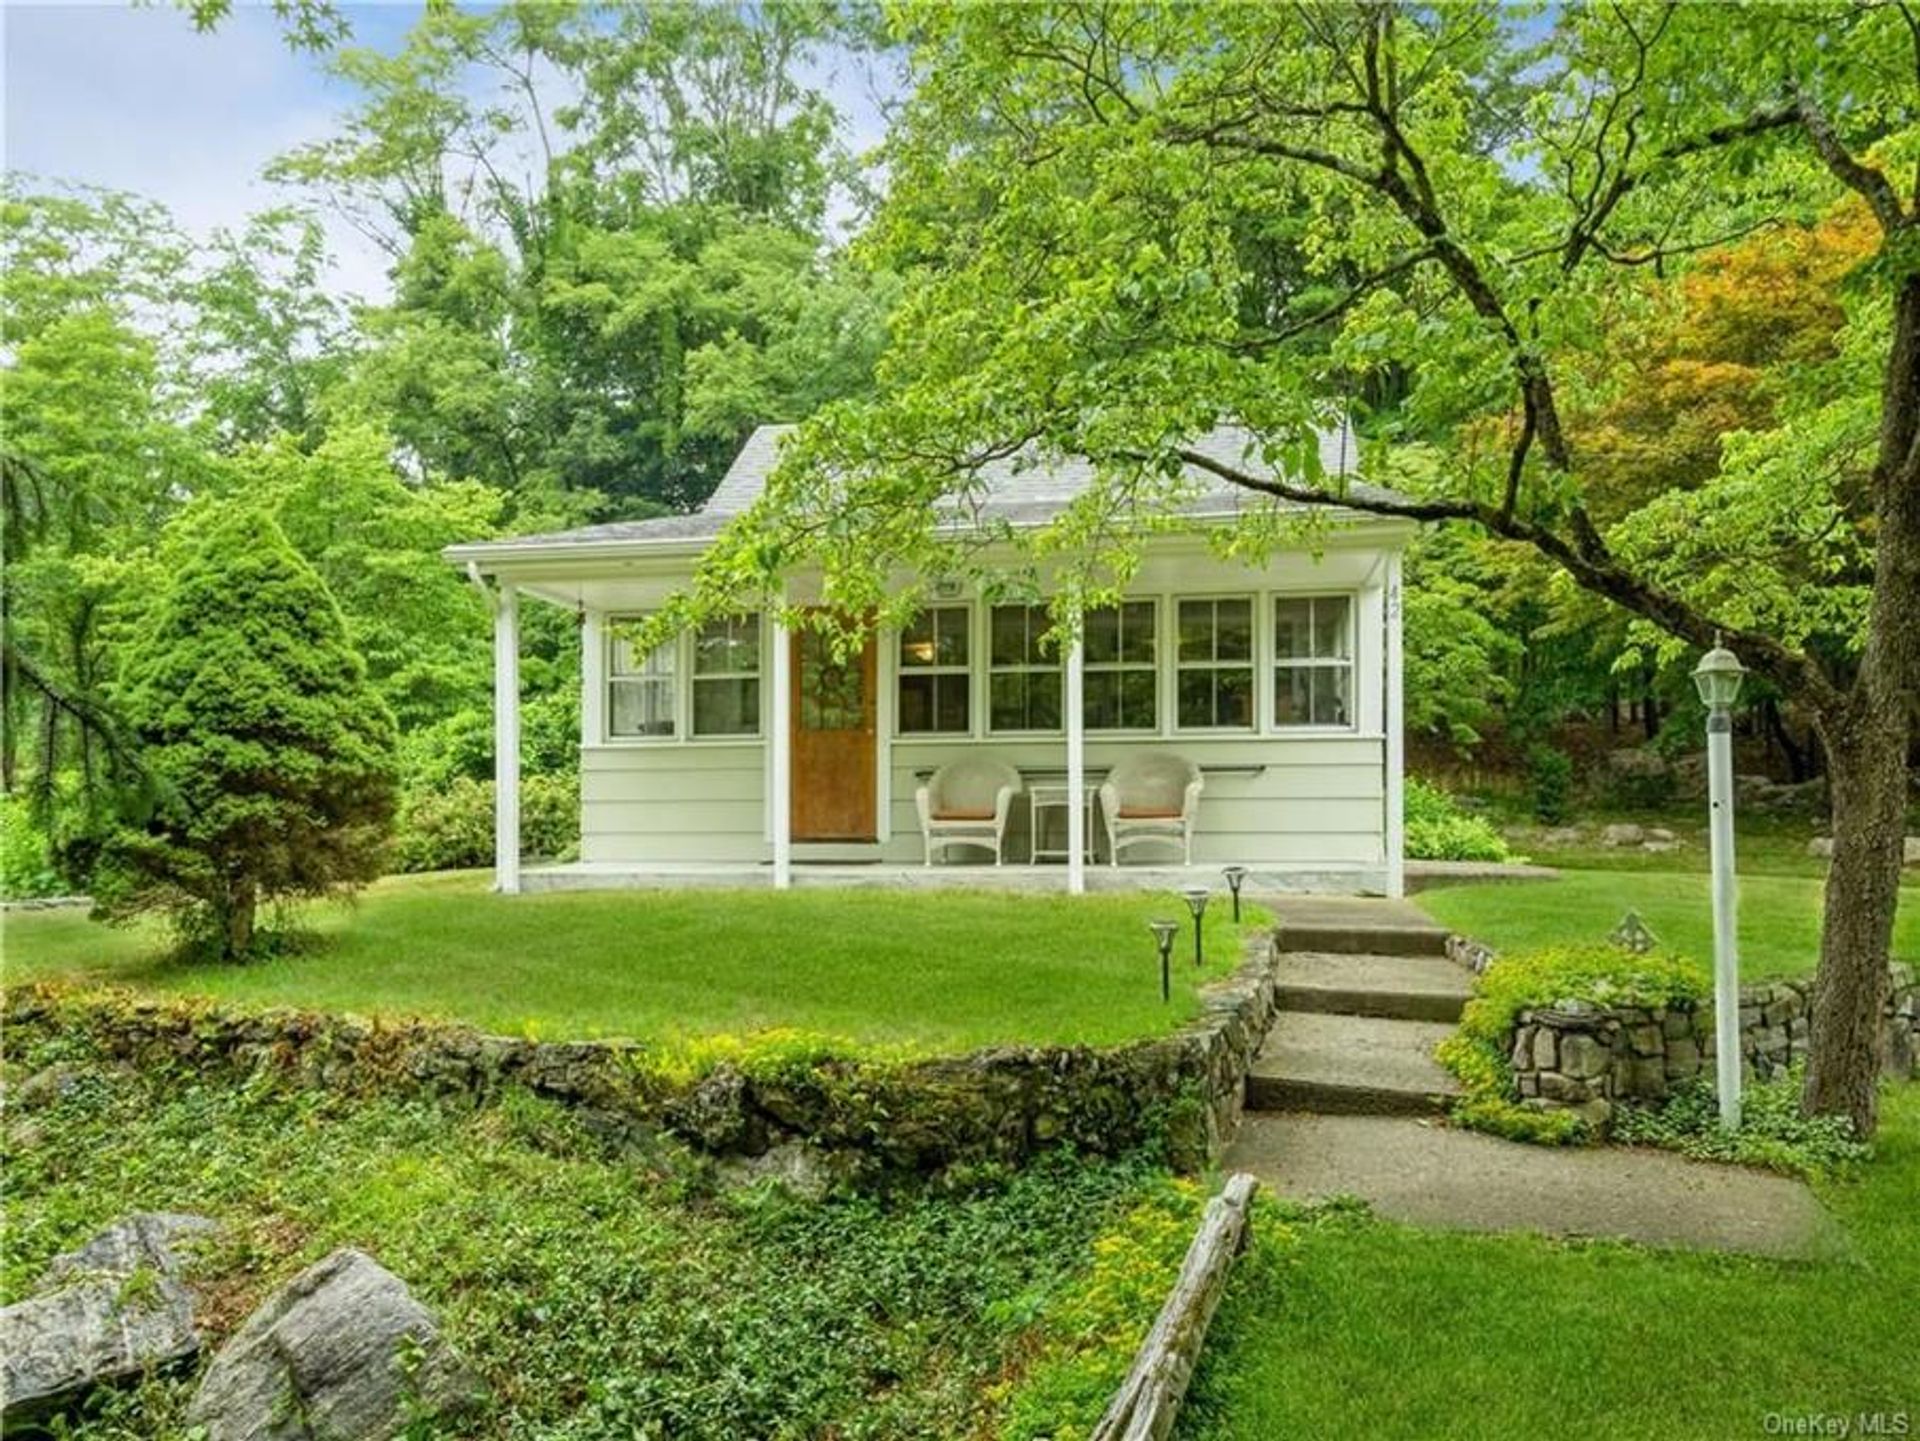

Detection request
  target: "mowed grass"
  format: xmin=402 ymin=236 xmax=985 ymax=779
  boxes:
xmin=1419 ymin=868 xmax=1920 ymax=980
xmin=1180 ymin=1083 xmax=1920 ymax=1441
xmin=3 ymin=871 xmax=1258 ymax=1050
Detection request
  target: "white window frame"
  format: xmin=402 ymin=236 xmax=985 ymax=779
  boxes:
xmin=987 ymin=603 xmax=1064 ymax=735
xmin=1173 ymin=593 xmax=1258 ymax=733
xmin=1269 ymin=591 xmax=1359 ymax=733
xmin=1082 ymin=599 xmax=1159 ymax=734
xmin=896 ymin=603 xmax=974 ymax=736
xmin=690 ymin=611 xmax=763 ymax=739
xmin=606 ymin=613 xmax=678 ymax=742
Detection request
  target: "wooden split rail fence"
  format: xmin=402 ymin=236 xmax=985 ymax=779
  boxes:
xmin=1090 ymin=1172 xmax=1259 ymax=1441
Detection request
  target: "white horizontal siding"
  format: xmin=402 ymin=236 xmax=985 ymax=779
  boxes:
xmin=883 ymin=735 xmax=1385 ymax=866
xmin=579 ymin=743 xmax=767 ymax=864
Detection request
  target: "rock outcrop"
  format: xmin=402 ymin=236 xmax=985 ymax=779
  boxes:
xmin=0 ymin=1212 xmax=215 ymax=1425
xmin=186 ymin=1248 xmax=481 ymax=1440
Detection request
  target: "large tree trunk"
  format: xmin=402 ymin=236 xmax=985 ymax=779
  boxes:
xmin=221 ymin=882 xmax=257 ymax=961
xmin=1806 ymin=707 xmax=1904 ymax=1132
xmin=1803 ymin=272 xmax=1920 ymax=1135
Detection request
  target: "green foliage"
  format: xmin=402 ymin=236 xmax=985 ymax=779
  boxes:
xmin=392 ymin=775 xmax=580 ymax=873
xmin=91 ymin=510 xmax=399 ymax=957
xmin=1403 ymin=779 xmax=1512 ymax=863
xmin=1401 ymin=532 xmax=1523 ymax=751
xmin=992 ymin=1177 xmax=1213 ymax=1436
xmin=3 ymin=1030 xmax=1165 ymax=1438
xmin=1612 ymin=1065 xmax=1872 ymax=1179
xmin=1439 ymin=944 xmax=1710 ymax=1146
xmin=0 ymin=795 xmax=63 ymax=899
xmin=1526 ymin=745 xmax=1575 ymax=825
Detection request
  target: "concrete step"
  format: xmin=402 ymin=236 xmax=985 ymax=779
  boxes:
xmin=1246 ymin=1012 xmax=1461 ymax=1116
xmin=1271 ymin=897 xmax=1449 ymax=958
xmin=1274 ymin=951 xmax=1474 ymax=1024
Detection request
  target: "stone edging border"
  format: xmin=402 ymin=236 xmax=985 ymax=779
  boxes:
xmin=5 ymin=935 xmax=1279 ymax=1185
xmin=1441 ymin=934 xmax=1918 ymax=1124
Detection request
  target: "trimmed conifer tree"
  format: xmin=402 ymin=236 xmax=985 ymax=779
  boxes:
xmin=95 ymin=509 xmax=398 ymax=957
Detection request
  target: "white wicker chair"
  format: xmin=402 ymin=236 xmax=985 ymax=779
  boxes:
xmin=1099 ymin=752 xmax=1203 ymax=865
xmin=916 ymin=757 xmax=1022 ymax=865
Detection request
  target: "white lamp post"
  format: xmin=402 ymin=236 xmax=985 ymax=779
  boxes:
xmin=1692 ymin=637 xmax=1747 ymax=1129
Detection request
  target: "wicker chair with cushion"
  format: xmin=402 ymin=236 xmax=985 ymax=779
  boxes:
xmin=915 ymin=757 xmax=1022 ymax=865
xmin=1098 ymin=752 xmax=1204 ymax=865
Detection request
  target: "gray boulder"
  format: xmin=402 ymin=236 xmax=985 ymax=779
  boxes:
xmin=1 ymin=1213 xmax=215 ymax=1425
xmin=1599 ymin=823 xmax=1645 ymax=847
xmin=186 ymin=1249 xmax=480 ymax=1440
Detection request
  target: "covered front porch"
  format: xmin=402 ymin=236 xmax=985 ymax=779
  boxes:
xmin=518 ymin=859 xmax=1385 ymax=895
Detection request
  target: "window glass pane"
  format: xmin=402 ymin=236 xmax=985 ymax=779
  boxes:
xmin=694 ymin=614 xmax=760 ymax=674
xmin=935 ymin=675 xmax=971 ymax=732
xmin=933 ymin=608 xmax=969 ymax=666
xmin=901 ymin=613 xmax=937 ymax=668
xmin=1216 ymin=599 xmax=1253 ymax=660
xmin=1083 ymin=671 xmax=1120 ymax=729
xmin=991 ymin=607 xmax=1027 ymax=667
xmin=1274 ymin=666 xmax=1312 ymax=726
xmin=1314 ymin=596 xmax=1351 ymax=659
xmin=1119 ymin=668 xmax=1157 ymax=728
xmin=1312 ymin=668 xmax=1351 ymax=726
xmin=1085 ymin=606 xmax=1119 ymax=665
xmin=1274 ymin=599 xmax=1312 ymax=660
xmin=1178 ymin=669 xmax=1213 ymax=728
xmin=611 ymin=678 xmax=674 ymax=737
xmin=1029 ymin=670 xmax=1061 ymax=729
xmin=694 ymin=677 xmax=759 ymax=736
xmin=1216 ymin=667 xmax=1253 ymax=727
xmin=898 ymin=673 xmax=936 ymax=732
xmin=998 ymin=671 xmax=1029 ymax=725
xmin=1119 ymin=602 xmax=1155 ymax=663
xmin=613 ymin=631 xmax=673 ymax=678
xmin=1178 ymin=600 xmax=1212 ymax=659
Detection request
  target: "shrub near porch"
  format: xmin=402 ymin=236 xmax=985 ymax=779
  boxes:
xmin=6 ymin=874 xmax=1258 ymax=1051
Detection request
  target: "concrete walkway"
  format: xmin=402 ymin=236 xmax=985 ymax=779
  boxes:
xmin=1226 ymin=1112 xmax=1845 ymax=1260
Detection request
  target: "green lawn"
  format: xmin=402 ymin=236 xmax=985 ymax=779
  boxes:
xmin=1419 ymin=867 xmax=1920 ymax=979
xmin=1179 ymin=1082 xmax=1920 ymax=1440
xmin=3 ymin=872 xmax=1258 ymax=1050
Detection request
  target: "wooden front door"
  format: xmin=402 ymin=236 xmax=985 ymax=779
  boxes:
xmin=791 ymin=621 xmax=877 ymax=841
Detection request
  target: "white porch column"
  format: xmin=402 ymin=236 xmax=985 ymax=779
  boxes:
xmin=493 ymin=582 xmax=522 ymax=895
xmin=1066 ymin=627 xmax=1086 ymax=895
xmin=1384 ymin=552 xmax=1406 ymax=899
xmin=770 ymin=603 xmax=792 ymax=890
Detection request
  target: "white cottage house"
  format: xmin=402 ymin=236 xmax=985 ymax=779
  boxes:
xmin=445 ymin=423 xmax=1415 ymax=897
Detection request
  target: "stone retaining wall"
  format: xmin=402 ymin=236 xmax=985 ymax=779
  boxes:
xmin=5 ymin=938 xmax=1278 ymax=1186
xmin=1444 ymin=936 xmax=1918 ymax=1126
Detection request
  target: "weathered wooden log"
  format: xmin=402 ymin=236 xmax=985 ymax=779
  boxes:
xmin=1090 ymin=1171 xmax=1258 ymax=1441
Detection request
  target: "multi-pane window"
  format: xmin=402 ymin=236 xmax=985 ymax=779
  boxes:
xmin=1176 ymin=597 xmax=1254 ymax=729
xmin=691 ymin=613 xmax=761 ymax=736
xmin=989 ymin=605 xmax=1062 ymax=732
xmin=608 ymin=619 xmax=676 ymax=738
xmin=1272 ymin=595 xmax=1353 ymax=727
xmin=1083 ymin=601 xmax=1158 ymax=731
xmin=898 ymin=606 xmax=971 ymax=733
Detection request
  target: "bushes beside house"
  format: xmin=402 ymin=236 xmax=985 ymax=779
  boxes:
xmin=1402 ymin=780 xmax=1512 ymax=863
xmin=391 ymin=775 xmax=579 ymax=873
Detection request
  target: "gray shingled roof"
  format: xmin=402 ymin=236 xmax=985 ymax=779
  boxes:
xmin=453 ymin=420 xmax=1404 ymax=556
